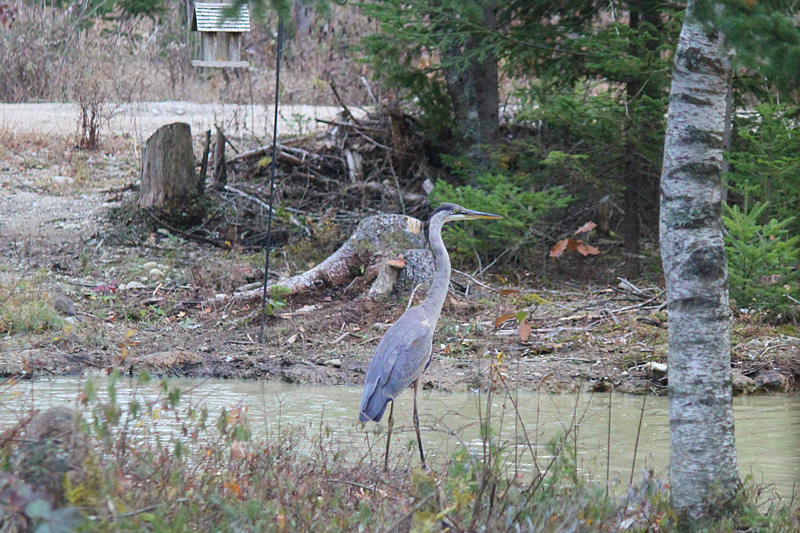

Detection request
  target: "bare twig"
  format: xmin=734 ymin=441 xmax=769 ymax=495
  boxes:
xmin=361 ymin=76 xmax=378 ymax=105
xmin=99 ymin=183 xmax=139 ymax=194
xmin=329 ymin=80 xmax=361 ymax=125
xmin=221 ymin=185 xmax=310 ymax=235
xmin=141 ymin=209 xmax=228 ymax=248
xmin=452 ymin=269 xmax=494 ymax=291
xmin=315 ymin=118 xmax=383 ymax=133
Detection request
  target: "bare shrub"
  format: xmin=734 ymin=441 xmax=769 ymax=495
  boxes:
xmin=0 ymin=3 xmax=15 ymax=29
xmin=0 ymin=6 xmax=74 ymax=102
xmin=65 ymin=46 xmax=118 ymax=149
xmin=164 ymin=41 xmax=190 ymax=97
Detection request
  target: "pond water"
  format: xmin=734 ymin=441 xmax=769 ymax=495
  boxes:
xmin=4 ymin=376 xmax=798 ymax=498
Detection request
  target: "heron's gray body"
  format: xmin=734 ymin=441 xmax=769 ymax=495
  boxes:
xmin=360 ymin=210 xmax=452 ymax=423
xmin=358 ymin=203 xmax=502 ymax=469
xmin=360 ymin=306 xmax=434 ymax=422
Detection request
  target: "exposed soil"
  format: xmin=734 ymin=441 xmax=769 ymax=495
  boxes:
xmin=1 ymin=107 xmax=798 ymax=397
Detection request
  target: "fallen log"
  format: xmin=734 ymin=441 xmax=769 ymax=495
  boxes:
xmin=203 ymin=214 xmax=429 ymax=306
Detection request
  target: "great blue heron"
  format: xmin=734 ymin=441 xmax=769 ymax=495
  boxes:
xmin=359 ymin=203 xmax=502 ymax=470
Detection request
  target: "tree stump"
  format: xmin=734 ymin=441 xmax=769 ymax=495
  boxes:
xmin=139 ymin=122 xmax=201 ymax=209
xmin=204 ymin=214 xmax=430 ymax=305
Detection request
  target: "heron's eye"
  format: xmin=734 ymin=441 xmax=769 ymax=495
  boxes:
xmin=452 ymin=208 xmax=458 ymax=213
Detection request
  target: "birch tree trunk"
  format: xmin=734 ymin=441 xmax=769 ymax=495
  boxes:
xmin=660 ymin=1 xmax=739 ymax=524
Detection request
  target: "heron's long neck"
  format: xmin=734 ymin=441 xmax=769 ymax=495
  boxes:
xmin=422 ymin=216 xmax=450 ymax=325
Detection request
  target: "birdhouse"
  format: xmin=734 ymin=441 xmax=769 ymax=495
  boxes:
xmin=191 ymin=2 xmax=250 ymax=68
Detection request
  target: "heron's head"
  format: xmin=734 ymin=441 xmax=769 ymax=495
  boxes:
xmin=432 ymin=203 xmax=503 ymax=223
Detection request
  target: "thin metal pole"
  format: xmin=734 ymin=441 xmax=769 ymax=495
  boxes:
xmin=258 ymin=16 xmax=284 ymax=344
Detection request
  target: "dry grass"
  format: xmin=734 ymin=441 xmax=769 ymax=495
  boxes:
xmin=0 ymin=4 xmax=377 ymax=109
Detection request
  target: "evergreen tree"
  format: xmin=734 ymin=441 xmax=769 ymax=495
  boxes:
xmin=364 ymin=0 xmax=682 ymax=251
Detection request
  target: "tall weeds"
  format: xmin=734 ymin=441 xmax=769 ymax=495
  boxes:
xmin=0 ymin=371 xmax=796 ymax=532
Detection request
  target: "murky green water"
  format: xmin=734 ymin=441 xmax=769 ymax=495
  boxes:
xmin=4 ymin=376 xmax=798 ymax=497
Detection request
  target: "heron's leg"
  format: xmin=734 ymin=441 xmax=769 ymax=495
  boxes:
xmin=384 ymin=400 xmax=394 ymax=471
xmin=413 ymin=377 xmax=427 ymax=470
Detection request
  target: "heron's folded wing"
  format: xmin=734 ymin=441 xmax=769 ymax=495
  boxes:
xmin=377 ymin=307 xmax=434 ymax=398
xmin=360 ymin=306 xmax=433 ymax=421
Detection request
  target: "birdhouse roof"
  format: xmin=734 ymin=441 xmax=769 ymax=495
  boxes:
xmin=191 ymin=3 xmax=250 ymax=33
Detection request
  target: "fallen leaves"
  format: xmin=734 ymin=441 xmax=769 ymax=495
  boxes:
xmin=494 ymin=311 xmax=532 ymax=341
xmin=518 ymin=318 xmax=532 ymax=342
xmin=550 ymin=221 xmax=600 ymax=258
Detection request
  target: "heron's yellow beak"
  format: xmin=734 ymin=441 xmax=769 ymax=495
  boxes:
xmin=462 ymin=209 xmax=503 ymax=220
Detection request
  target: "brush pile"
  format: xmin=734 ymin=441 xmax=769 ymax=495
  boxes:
xmin=212 ymin=105 xmax=437 ymax=249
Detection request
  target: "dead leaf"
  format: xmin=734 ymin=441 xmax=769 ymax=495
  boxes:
xmin=576 ymin=242 xmax=600 ymax=256
xmin=286 ymin=334 xmax=298 ymax=344
xmin=551 ymin=238 xmax=600 ymax=258
xmin=519 ymin=319 xmax=532 ymax=342
xmin=223 ymin=480 xmax=243 ymax=497
xmin=495 ymin=313 xmax=516 ymax=329
xmin=231 ymin=441 xmax=246 ymax=460
xmin=549 ymin=239 xmax=569 ymax=258
xmin=499 ymin=288 xmax=520 ymax=296
xmin=387 ymin=259 xmax=406 ymax=268
xmin=574 ymin=221 xmax=597 ymax=235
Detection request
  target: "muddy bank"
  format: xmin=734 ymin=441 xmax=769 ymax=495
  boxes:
xmin=0 ymin=105 xmax=797 ymax=397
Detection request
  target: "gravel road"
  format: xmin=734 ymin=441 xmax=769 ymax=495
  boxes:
xmin=0 ymin=101 xmax=365 ymax=143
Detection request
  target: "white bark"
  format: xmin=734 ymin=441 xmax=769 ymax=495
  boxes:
xmin=660 ymin=1 xmax=739 ymax=522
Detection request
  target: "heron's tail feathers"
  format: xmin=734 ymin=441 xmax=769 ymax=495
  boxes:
xmin=359 ymin=391 xmax=390 ymax=423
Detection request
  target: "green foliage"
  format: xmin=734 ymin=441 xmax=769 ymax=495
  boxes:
xmin=360 ymin=0 xmax=682 ymax=254
xmin=727 ymin=104 xmax=800 ymax=235
xmin=723 ymin=202 xmax=800 ymax=321
xmin=118 ymin=0 xmax=166 ymax=20
xmin=359 ymin=0 xmax=477 ymax=138
xmin=0 ymin=475 xmax=84 ymax=533
xmin=431 ymin=173 xmax=571 ymax=265
xmin=701 ymin=0 xmax=800 ymax=93
xmin=0 ymin=299 xmax=62 ymax=335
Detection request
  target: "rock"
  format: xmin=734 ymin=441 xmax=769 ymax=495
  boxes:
xmin=754 ymin=370 xmax=786 ymax=391
xmin=142 ymin=261 xmax=158 ymax=270
xmin=148 ymin=268 xmax=165 ymax=280
xmin=52 ymin=175 xmax=74 ymax=184
xmin=591 ymin=379 xmax=614 ymax=393
xmin=324 ymin=359 xmax=342 ymax=368
xmin=15 ymin=406 xmax=90 ymax=505
xmin=120 ymin=281 xmax=147 ymax=291
xmin=731 ymin=372 xmax=756 ymax=394
xmin=134 ymin=350 xmax=202 ymax=370
xmin=641 ymin=361 xmax=667 ymax=374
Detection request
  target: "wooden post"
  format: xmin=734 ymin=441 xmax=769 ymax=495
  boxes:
xmin=213 ymin=125 xmax=227 ymax=186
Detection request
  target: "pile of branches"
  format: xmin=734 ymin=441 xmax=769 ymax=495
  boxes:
xmin=209 ymin=104 xmax=437 ymax=248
